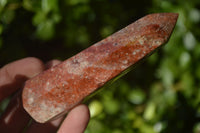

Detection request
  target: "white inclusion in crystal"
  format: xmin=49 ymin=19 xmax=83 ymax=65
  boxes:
xmin=71 ymin=94 xmax=75 ymax=98
xmin=62 ymin=81 xmax=68 ymax=87
xmin=138 ymin=39 xmax=144 ymax=45
xmin=45 ymin=81 xmax=54 ymax=91
xmin=27 ymin=89 xmax=37 ymax=104
xmin=28 ymin=88 xmax=33 ymax=93
xmin=54 ymin=106 xmax=63 ymax=113
xmin=138 ymin=36 xmax=147 ymax=45
xmin=120 ymin=65 xmax=127 ymax=69
xmin=28 ymin=97 xmax=34 ymax=105
xmin=122 ymin=60 xmax=128 ymax=64
xmin=40 ymin=101 xmax=49 ymax=111
xmin=66 ymin=61 xmax=89 ymax=75
xmin=142 ymin=50 xmax=146 ymax=55
xmin=50 ymin=68 xmax=55 ymax=72
xmin=132 ymin=51 xmax=136 ymax=55
xmin=132 ymin=49 xmax=141 ymax=55
xmin=152 ymin=39 xmax=162 ymax=47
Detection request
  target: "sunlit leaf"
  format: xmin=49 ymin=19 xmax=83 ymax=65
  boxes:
xmin=154 ymin=122 xmax=165 ymax=132
xmin=89 ymin=100 xmax=103 ymax=118
xmin=41 ymin=0 xmax=58 ymax=13
xmin=143 ymin=102 xmax=156 ymax=121
xmin=0 ymin=0 xmax=7 ymax=11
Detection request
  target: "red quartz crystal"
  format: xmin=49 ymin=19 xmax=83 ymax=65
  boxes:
xmin=22 ymin=13 xmax=178 ymax=123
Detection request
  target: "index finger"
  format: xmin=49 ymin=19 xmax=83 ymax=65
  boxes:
xmin=0 ymin=57 xmax=45 ymax=101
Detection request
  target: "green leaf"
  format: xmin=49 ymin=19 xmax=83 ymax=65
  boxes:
xmin=194 ymin=122 xmax=200 ymax=133
xmin=127 ymin=89 xmax=146 ymax=104
xmin=143 ymin=102 xmax=156 ymax=121
xmin=1 ymin=9 xmax=15 ymax=24
xmin=183 ymin=32 xmax=196 ymax=50
xmin=89 ymin=100 xmax=103 ymax=118
xmin=179 ymin=51 xmax=191 ymax=69
xmin=23 ymin=0 xmax=41 ymax=11
xmin=103 ymin=98 xmax=120 ymax=115
xmin=36 ymin=20 xmax=54 ymax=40
xmin=180 ymin=71 xmax=194 ymax=98
xmin=67 ymin=0 xmax=89 ymax=5
xmin=158 ymin=63 xmax=174 ymax=89
xmin=189 ymin=8 xmax=200 ymax=23
xmin=100 ymin=26 xmax=114 ymax=38
xmin=86 ymin=119 xmax=105 ymax=133
xmin=41 ymin=0 xmax=58 ymax=13
xmin=32 ymin=12 xmax=46 ymax=26
xmin=0 ymin=0 xmax=7 ymax=11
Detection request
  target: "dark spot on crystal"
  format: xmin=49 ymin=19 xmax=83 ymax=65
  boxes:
xmin=114 ymin=43 xmax=118 ymax=46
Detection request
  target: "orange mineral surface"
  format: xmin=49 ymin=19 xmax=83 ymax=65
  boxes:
xmin=22 ymin=13 xmax=178 ymax=123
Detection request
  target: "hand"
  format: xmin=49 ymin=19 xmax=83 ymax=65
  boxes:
xmin=0 ymin=57 xmax=90 ymax=133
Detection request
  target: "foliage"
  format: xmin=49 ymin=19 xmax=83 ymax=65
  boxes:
xmin=0 ymin=0 xmax=200 ymax=132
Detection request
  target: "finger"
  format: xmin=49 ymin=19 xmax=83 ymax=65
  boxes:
xmin=45 ymin=59 xmax=61 ymax=69
xmin=0 ymin=57 xmax=45 ymax=101
xmin=0 ymin=57 xmax=45 ymax=132
xmin=57 ymin=104 xmax=90 ymax=133
xmin=0 ymin=92 xmax=31 ymax=133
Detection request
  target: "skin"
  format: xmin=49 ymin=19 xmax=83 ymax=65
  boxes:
xmin=0 ymin=57 xmax=90 ymax=133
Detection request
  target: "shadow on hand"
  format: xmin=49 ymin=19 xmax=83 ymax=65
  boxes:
xmin=0 ymin=75 xmax=61 ymax=133
xmin=0 ymin=75 xmax=29 ymax=102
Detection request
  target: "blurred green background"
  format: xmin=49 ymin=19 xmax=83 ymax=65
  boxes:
xmin=0 ymin=0 xmax=200 ymax=132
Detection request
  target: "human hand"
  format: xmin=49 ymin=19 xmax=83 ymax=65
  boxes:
xmin=0 ymin=57 xmax=90 ymax=133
